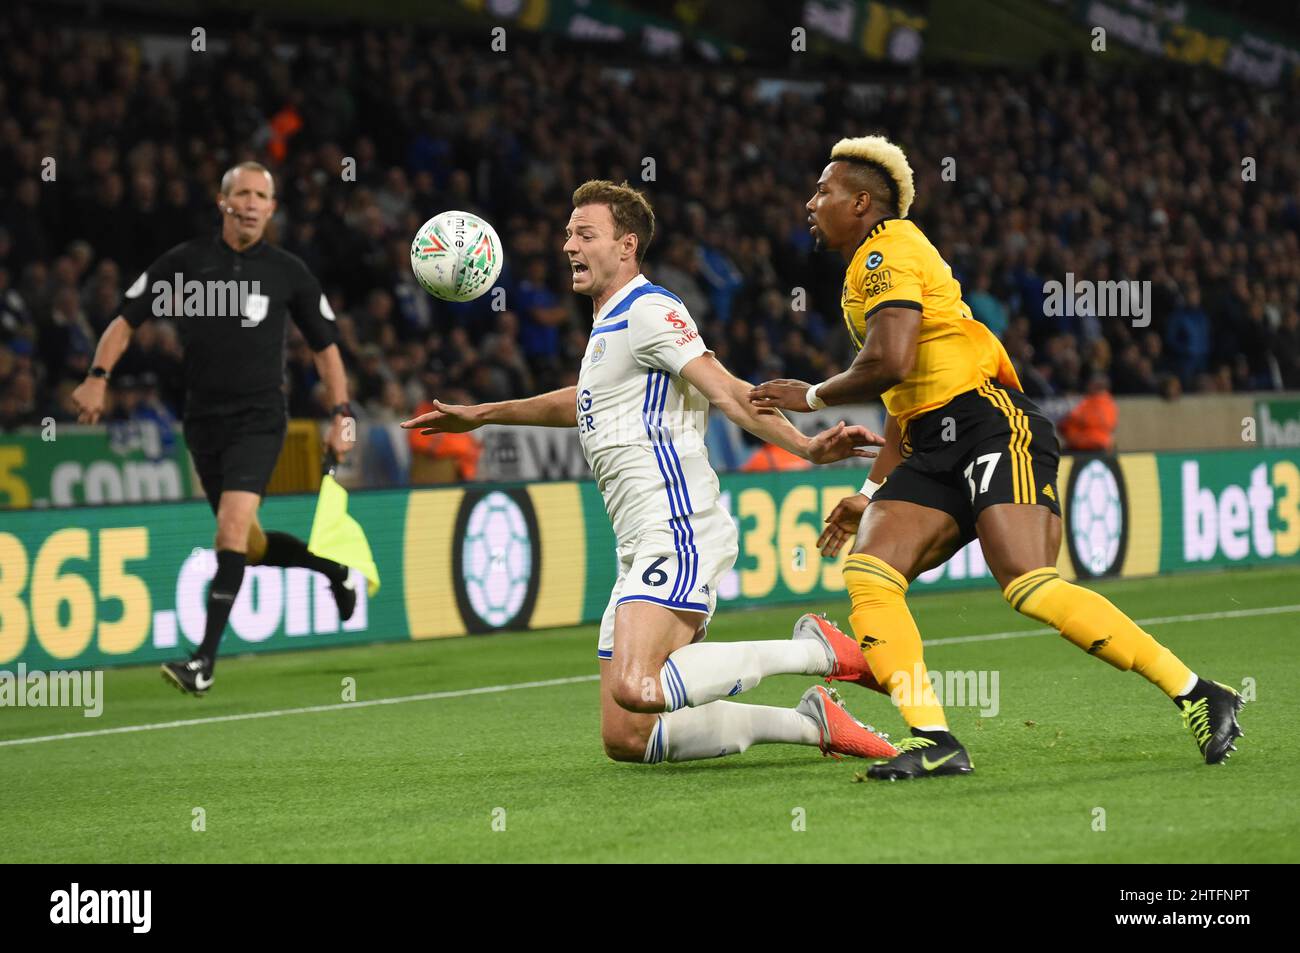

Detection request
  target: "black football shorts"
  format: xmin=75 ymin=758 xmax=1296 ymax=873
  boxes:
xmin=183 ymin=407 xmax=287 ymax=514
xmin=873 ymin=380 xmax=1062 ymax=544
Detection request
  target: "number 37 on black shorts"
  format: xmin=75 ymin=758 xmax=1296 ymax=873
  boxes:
xmin=872 ymin=380 xmax=1062 ymax=544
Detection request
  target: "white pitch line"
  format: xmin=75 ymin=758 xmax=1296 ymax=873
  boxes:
xmin=923 ymin=603 xmax=1300 ymax=646
xmin=2 ymin=602 xmax=1296 ymax=749
xmin=0 ymin=674 xmax=600 ymax=748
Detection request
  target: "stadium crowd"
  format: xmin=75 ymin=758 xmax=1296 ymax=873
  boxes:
xmin=3 ymin=13 xmax=1299 ymax=461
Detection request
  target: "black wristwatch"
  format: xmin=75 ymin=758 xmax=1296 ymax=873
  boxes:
xmin=88 ymin=365 xmax=110 ymax=380
xmin=330 ymin=402 xmax=354 ymax=418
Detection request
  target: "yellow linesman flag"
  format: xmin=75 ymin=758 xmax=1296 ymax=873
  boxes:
xmin=308 ymin=454 xmax=380 ymax=597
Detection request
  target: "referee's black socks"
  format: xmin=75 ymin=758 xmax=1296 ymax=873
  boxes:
xmin=261 ymin=531 xmax=348 ymax=584
xmin=197 ymin=549 xmax=247 ymax=666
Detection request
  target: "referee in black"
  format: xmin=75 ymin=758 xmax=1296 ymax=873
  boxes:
xmin=72 ymin=161 xmax=357 ymax=696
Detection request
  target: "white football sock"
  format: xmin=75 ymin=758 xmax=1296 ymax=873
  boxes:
xmin=643 ymin=702 xmax=819 ymax=763
xmin=659 ymin=640 xmax=829 ymax=712
xmin=1178 ymin=671 xmax=1199 ymax=697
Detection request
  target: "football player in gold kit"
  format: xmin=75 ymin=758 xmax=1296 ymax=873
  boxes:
xmin=751 ymin=136 xmax=1244 ymax=779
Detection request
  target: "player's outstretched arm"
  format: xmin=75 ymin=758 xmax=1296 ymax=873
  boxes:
xmin=748 ymin=306 xmax=922 ymax=411
xmin=400 ymin=386 xmax=578 ymax=434
xmin=71 ymin=315 xmax=135 ymax=424
xmin=681 ymin=354 xmax=882 ymax=463
xmin=818 ymin=413 xmax=903 ymax=557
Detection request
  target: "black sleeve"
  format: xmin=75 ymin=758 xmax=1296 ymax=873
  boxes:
xmin=288 ymin=260 xmax=338 ymax=352
xmin=119 ymin=244 xmax=187 ymax=328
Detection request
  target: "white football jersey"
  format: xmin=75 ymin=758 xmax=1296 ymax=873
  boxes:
xmin=577 ymin=274 xmax=718 ymax=543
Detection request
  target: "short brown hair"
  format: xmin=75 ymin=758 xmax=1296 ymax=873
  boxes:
xmin=571 ymin=179 xmax=655 ymax=263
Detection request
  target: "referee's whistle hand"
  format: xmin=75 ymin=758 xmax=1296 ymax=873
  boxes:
xmin=326 ymin=416 xmax=355 ymax=460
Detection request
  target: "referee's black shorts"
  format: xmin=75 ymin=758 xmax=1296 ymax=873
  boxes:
xmin=873 ymin=380 xmax=1062 ymax=544
xmin=183 ymin=407 xmax=287 ymax=514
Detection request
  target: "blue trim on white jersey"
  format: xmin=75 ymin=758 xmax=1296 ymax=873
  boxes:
xmin=660 ymin=408 xmax=698 ymax=600
xmin=597 ymin=649 xmax=613 ymax=660
xmin=664 ymin=381 xmax=698 ymax=600
xmin=650 ymin=371 xmax=688 ymax=601
xmin=605 ymin=283 xmax=683 ymax=321
xmin=642 ymin=371 xmax=688 ymax=600
xmin=589 ymin=319 xmax=627 ymax=336
xmin=647 ymin=369 xmax=698 ymax=601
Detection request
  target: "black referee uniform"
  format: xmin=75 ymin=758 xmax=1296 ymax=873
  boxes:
xmin=122 ymin=230 xmax=356 ymax=694
xmin=120 ymin=230 xmax=338 ymax=509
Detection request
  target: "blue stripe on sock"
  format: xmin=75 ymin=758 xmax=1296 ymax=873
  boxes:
xmin=666 ymin=658 xmax=687 ymax=710
xmin=658 ymin=662 xmax=678 ymax=710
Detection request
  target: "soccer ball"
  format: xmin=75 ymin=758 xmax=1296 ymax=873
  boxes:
xmin=410 ymin=211 xmax=503 ymax=302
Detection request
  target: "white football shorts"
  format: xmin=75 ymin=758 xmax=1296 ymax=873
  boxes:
xmin=596 ymin=505 xmax=739 ymax=660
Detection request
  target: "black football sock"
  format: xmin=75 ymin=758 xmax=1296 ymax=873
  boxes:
xmin=197 ymin=549 xmax=247 ymax=666
xmin=261 ymin=531 xmax=348 ymax=584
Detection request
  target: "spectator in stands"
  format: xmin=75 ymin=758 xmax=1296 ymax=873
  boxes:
xmin=1273 ymin=309 xmax=1300 ymax=389
xmin=740 ymin=442 xmax=812 ymax=472
xmin=1 ymin=11 xmax=1297 ymax=488
xmin=407 ymin=392 xmax=481 ymax=482
xmin=1166 ymin=287 xmax=1212 ymax=388
xmin=1057 ymin=373 xmax=1119 ymax=454
xmin=967 ymin=270 xmax=1008 ymax=339
xmin=514 ymin=256 xmax=568 ymax=367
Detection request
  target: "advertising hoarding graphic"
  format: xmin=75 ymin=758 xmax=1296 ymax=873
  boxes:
xmin=452 ymin=489 xmax=539 ymax=632
xmin=0 ymin=494 xmax=394 ymax=670
xmin=1066 ymin=456 xmax=1128 ymax=578
xmin=1170 ymin=454 xmax=1300 ymax=569
xmin=1255 ymin=398 xmax=1300 ymax=448
xmin=2 ymin=449 xmax=1296 ymax=669
xmin=0 ymin=428 xmax=194 ymax=510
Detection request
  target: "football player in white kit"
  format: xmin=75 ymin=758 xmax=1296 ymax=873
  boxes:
xmin=403 ymin=180 xmax=896 ymax=765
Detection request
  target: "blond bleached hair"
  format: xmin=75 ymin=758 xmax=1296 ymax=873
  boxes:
xmin=829 ymin=136 xmax=915 ymax=219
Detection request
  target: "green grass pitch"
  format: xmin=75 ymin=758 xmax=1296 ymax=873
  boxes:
xmin=3 ymin=567 xmax=1297 ymax=863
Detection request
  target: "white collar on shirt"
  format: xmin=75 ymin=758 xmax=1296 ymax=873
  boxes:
xmin=593 ymin=273 xmax=649 ymax=324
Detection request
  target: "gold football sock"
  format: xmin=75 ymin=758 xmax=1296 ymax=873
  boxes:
xmin=1005 ymin=569 xmax=1194 ymax=698
xmin=844 ymin=554 xmax=947 ymax=729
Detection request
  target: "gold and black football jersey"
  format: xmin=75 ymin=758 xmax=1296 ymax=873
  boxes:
xmin=841 ymin=217 xmax=1021 ymax=428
